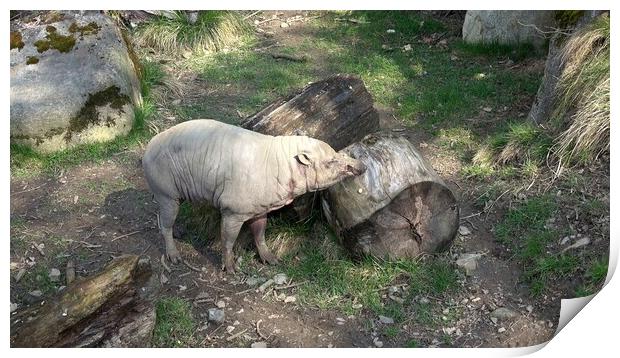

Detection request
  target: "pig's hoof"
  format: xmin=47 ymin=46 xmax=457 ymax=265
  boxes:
xmin=260 ymin=252 xmax=280 ymax=266
xmin=166 ymin=249 xmax=181 ymax=264
xmin=222 ymin=260 xmax=237 ymax=274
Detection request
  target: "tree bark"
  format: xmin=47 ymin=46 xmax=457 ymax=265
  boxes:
xmin=240 ymin=74 xmax=380 ymax=151
xmin=10 ymin=255 xmax=156 ymax=348
xmin=241 ymin=74 xmax=380 ymax=219
xmin=321 ymin=132 xmax=459 ymax=259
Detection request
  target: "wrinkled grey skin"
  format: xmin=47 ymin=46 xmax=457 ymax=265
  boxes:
xmin=143 ymin=119 xmax=366 ymax=272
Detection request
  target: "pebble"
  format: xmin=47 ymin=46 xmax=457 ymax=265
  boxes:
xmin=48 ymin=268 xmax=61 ymax=282
xmin=208 ymin=308 xmax=225 ymax=323
xmin=352 ymin=303 xmax=363 ymax=309
xmin=498 ymin=327 xmax=506 ymax=333
xmin=251 ymin=342 xmax=267 ymax=348
xmin=490 ymin=307 xmax=519 ymax=320
xmin=246 ymin=276 xmax=265 ymax=287
xmin=336 ymin=317 xmax=346 ymax=325
xmin=378 ymin=315 xmax=394 ymax=324
xmin=456 ymin=253 xmax=482 ymax=276
xmin=386 ymin=29 xmax=396 ymax=33
xmin=458 ymin=225 xmax=472 ymax=236
xmin=280 ymin=22 xmax=289 ymax=28
xmin=526 ymin=305 xmax=533 ymax=313
xmin=419 ymin=297 xmax=430 ymax=304
xmin=273 ymin=273 xmax=288 ymax=285
xmin=226 ymin=326 xmax=235 ymax=333
xmin=10 ymin=302 xmax=18 ymax=313
xmin=403 ymin=44 xmax=412 ymax=51
xmin=482 ymin=107 xmax=493 ymax=112
xmin=29 ymin=290 xmax=43 ymax=298
xmin=373 ymin=337 xmax=384 ymax=347
xmin=284 ymin=296 xmax=296 ymax=303
xmin=216 ymin=300 xmax=226 ymax=308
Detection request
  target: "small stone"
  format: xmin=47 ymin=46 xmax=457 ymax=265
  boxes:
xmin=172 ymin=99 xmax=181 ymax=105
xmin=216 ymin=300 xmax=226 ymax=308
xmin=327 ymin=344 xmax=333 ymax=348
xmin=373 ymin=337 xmax=384 ymax=347
xmin=561 ymin=237 xmax=591 ymax=253
xmin=386 ymin=29 xmax=396 ymax=33
xmin=251 ymin=341 xmax=267 ymax=348
xmin=160 ymin=273 xmax=169 ymax=285
xmin=378 ymin=315 xmax=394 ymax=324
xmin=403 ymin=44 xmax=412 ymax=51
xmin=458 ymin=225 xmax=471 ymax=236
xmin=73 ymin=195 xmax=79 ymax=204
xmin=441 ymin=316 xmax=448 ymax=321
xmin=442 ymin=308 xmax=450 ymax=314
xmin=490 ymin=317 xmax=498 ymax=324
xmin=273 ymin=273 xmax=288 ymax=285
xmin=490 ymin=307 xmax=519 ymax=320
xmin=208 ymin=308 xmax=225 ymax=323
xmin=443 ymin=327 xmax=456 ymax=335
xmin=498 ymin=327 xmax=506 ymax=333
xmin=456 ymin=253 xmax=482 ymax=276
xmin=10 ymin=302 xmax=18 ymax=313
xmin=246 ymin=276 xmax=264 ymax=286
xmin=336 ymin=317 xmax=345 ymax=325
xmin=456 ymin=328 xmax=462 ymax=336
xmin=233 ymin=320 xmax=240 ymax=325
xmin=178 ymin=285 xmax=187 ymax=291
xmin=419 ymin=297 xmax=430 ymax=304
xmin=29 ymin=290 xmax=43 ymax=298
xmin=280 ymin=22 xmax=289 ymax=28
xmin=328 ymin=331 xmax=334 ymax=336
xmin=482 ymin=106 xmax=492 ymax=112
xmin=284 ymin=296 xmax=296 ymax=303
xmin=358 ymin=188 xmax=363 ymax=194
xmin=226 ymin=325 xmax=235 ymax=333
xmin=352 ymin=303 xmax=363 ymax=309
xmin=526 ymin=305 xmax=533 ymax=313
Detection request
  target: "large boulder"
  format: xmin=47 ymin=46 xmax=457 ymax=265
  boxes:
xmin=462 ymin=11 xmax=556 ymax=47
xmin=10 ymin=11 xmax=142 ymax=153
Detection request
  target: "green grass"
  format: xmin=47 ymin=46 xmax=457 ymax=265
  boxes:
xmin=21 ymin=264 xmax=59 ymax=296
xmin=279 ymin=233 xmax=458 ymax=318
xmin=152 ymin=297 xmax=196 ymax=347
xmin=575 ymin=258 xmax=609 ymax=297
xmin=455 ymin=41 xmax=544 ymax=61
xmin=495 ymin=195 xmax=587 ymax=296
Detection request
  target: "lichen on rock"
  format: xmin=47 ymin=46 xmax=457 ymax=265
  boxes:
xmin=69 ymin=21 xmax=101 ymax=37
xmin=65 ymin=86 xmax=131 ymax=141
xmin=10 ymin=31 xmax=25 ymax=50
xmin=33 ymin=25 xmax=76 ymax=53
xmin=26 ymin=56 xmax=39 ymax=65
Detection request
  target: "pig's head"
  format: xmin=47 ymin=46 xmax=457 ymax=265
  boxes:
xmin=294 ymin=138 xmax=366 ymax=191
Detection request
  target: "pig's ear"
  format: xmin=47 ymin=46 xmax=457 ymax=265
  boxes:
xmin=295 ymin=153 xmax=312 ymax=166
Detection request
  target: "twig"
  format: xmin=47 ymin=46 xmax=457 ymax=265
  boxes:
xmin=243 ymin=10 xmax=261 ymax=20
xmin=273 ymin=281 xmax=307 ymax=290
xmin=11 ymin=183 xmax=46 ymax=196
xmin=160 ymin=255 xmax=171 ymax=273
xmin=110 ymin=230 xmax=141 ymax=242
xmin=254 ymin=43 xmax=283 ymax=52
xmin=256 ymin=319 xmax=268 ymax=340
xmin=255 ymin=16 xmax=279 ymax=25
xmin=485 ymin=189 xmax=511 ymax=221
xmin=80 ymin=226 xmax=99 ymax=241
xmin=182 ymin=259 xmax=201 ymax=272
xmin=236 ymin=287 xmax=256 ymax=295
xmin=63 ymin=239 xmax=102 ymax=248
xmin=226 ymin=328 xmax=248 ymax=342
xmin=460 ymin=212 xmax=483 ymax=220
xmin=335 ymin=17 xmax=370 ymax=24
xmin=270 ymin=53 xmax=308 ymax=62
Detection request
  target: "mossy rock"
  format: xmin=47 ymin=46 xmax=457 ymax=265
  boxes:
xmin=10 ymin=11 xmax=142 ymax=153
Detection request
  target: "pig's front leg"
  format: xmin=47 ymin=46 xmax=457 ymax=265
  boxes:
xmin=248 ymin=214 xmax=279 ymax=265
xmin=220 ymin=214 xmax=245 ymax=273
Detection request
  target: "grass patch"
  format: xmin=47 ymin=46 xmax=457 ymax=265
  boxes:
xmin=134 ymin=11 xmax=251 ymax=54
xmin=280 ymin=233 xmax=458 ymax=318
xmin=152 ymin=297 xmax=196 ymax=347
xmin=575 ymin=258 xmax=608 ymax=297
xmin=21 ymin=264 xmax=59 ymax=296
xmin=495 ymin=195 xmax=585 ymax=296
xmin=455 ymin=41 xmax=544 ymax=61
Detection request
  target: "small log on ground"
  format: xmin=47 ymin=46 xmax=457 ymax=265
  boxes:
xmin=321 ymin=133 xmax=459 ymax=259
xmin=241 ymin=74 xmax=380 ymax=219
xmin=10 ymin=255 xmax=156 ymax=348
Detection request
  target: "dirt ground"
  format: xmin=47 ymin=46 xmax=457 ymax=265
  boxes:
xmin=10 ymin=10 xmax=609 ymax=348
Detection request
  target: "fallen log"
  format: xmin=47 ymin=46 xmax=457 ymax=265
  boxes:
xmin=321 ymin=132 xmax=459 ymax=259
xmin=10 ymin=255 xmax=156 ymax=347
xmin=241 ymin=74 xmax=380 ymax=219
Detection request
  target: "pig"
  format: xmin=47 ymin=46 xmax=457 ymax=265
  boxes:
xmin=142 ymin=119 xmax=366 ymax=273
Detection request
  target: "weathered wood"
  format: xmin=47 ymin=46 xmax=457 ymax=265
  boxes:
xmin=10 ymin=255 xmax=156 ymax=348
xmin=240 ymin=74 xmax=380 ymax=151
xmin=321 ymin=133 xmax=459 ymax=259
xmin=241 ymin=74 xmax=380 ymax=220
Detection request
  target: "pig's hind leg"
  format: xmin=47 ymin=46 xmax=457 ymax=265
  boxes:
xmin=248 ymin=215 xmax=279 ymax=266
xmin=156 ymin=195 xmax=181 ymax=263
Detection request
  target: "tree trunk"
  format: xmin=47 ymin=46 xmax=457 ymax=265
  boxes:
xmin=241 ymin=74 xmax=380 ymax=219
xmin=321 ymin=132 xmax=459 ymax=259
xmin=10 ymin=255 xmax=157 ymax=348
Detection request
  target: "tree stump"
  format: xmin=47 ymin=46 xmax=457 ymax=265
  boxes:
xmin=241 ymin=74 xmax=380 ymax=219
xmin=321 ymin=132 xmax=459 ymax=259
xmin=10 ymin=255 xmax=157 ymax=348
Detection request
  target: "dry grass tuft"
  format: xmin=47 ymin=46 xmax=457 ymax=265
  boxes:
xmin=553 ymin=15 xmax=610 ymax=166
xmin=134 ymin=11 xmax=250 ymax=55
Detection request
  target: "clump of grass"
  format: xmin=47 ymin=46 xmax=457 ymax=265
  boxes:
xmin=456 ymin=41 xmax=543 ymax=61
xmin=575 ymin=258 xmax=609 ymax=297
xmin=153 ymin=297 xmax=195 ymax=347
xmin=470 ymin=121 xmax=552 ymax=177
xmin=552 ymin=15 xmax=610 ymax=167
xmin=134 ymin=11 xmax=250 ymax=54
xmin=495 ymin=195 xmax=587 ymax=296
